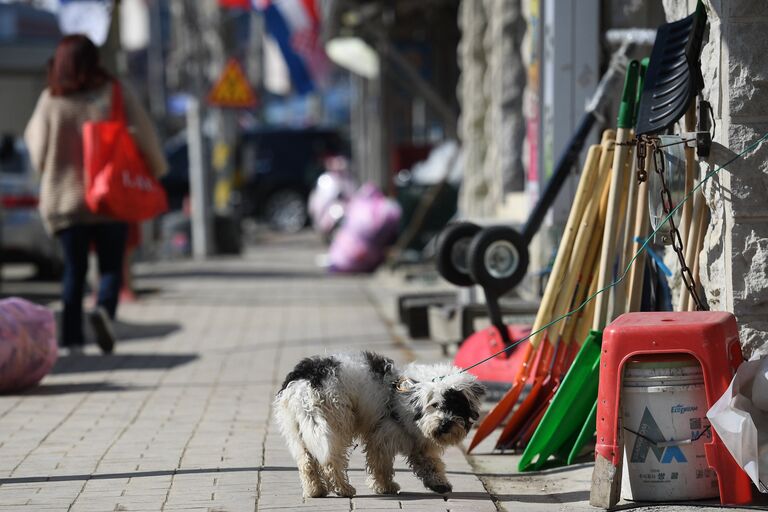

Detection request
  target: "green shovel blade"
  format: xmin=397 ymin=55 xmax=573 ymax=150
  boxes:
xmin=518 ymin=330 xmax=602 ymax=472
xmin=567 ymin=398 xmax=598 ymax=465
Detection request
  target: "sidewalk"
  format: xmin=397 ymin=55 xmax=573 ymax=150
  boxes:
xmin=0 ymin=232 xmax=763 ymax=512
xmin=0 ymin=233 xmax=497 ymax=511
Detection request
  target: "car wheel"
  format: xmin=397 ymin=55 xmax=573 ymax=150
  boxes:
xmin=264 ymin=189 xmax=308 ymax=233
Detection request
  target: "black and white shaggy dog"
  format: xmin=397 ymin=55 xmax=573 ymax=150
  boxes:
xmin=274 ymin=351 xmax=485 ymax=498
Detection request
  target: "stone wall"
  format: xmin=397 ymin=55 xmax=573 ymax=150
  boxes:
xmin=457 ymin=0 xmax=526 ymax=218
xmin=664 ymin=0 xmax=768 ymax=357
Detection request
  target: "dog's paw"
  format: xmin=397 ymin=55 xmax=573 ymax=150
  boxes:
xmin=333 ymin=483 xmax=356 ymax=497
xmin=303 ymin=486 xmax=328 ymax=499
xmin=371 ymin=480 xmax=400 ymax=495
xmin=301 ymin=476 xmax=328 ymax=498
xmin=426 ymin=482 xmax=452 ymax=494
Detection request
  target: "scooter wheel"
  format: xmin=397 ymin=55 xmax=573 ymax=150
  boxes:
xmin=467 ymin=226 xmax=529 ymax=296
xmin=436 ymin=222 xmax=482 ymax=287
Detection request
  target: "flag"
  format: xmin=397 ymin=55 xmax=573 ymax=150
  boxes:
xmin=253 ymin=0 xmax=329 ymax=95
xmin=219 ymin=0 xmax=251 ymax=9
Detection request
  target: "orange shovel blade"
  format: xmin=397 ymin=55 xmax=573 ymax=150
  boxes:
xmin=467 ymin=342 xmax=534 ymax=453
xmin=513 ymin=394 xmax=551 ymax=450
xmin=494 ymin=339 xmax=555 ymax=448
xmin=513 ymin=361 xmax=570 ymax=450
xmin=495 ymin=377 xmax=545 ymax=449
xmin=468 ymin=379 xmax=524 ymax=452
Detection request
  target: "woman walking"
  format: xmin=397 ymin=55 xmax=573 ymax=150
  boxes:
xmin=24 ymin=34 xmax=167 ymax=355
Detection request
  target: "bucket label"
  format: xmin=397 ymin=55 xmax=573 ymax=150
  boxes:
xmin=629 ymin=407 xmax=687 ymax=464
xmin=671 ymin=404 xmax=698 ymax=414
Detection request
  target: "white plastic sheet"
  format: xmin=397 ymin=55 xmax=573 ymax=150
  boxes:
xmin=707 ymin=355 xmax=768 ymax=493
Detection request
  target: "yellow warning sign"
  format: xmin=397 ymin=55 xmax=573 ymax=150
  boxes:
xmin=208 ymin=58 xmax=257 ymax=108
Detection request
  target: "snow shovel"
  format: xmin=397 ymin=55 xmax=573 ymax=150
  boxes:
xmin=467 ymin=144 xmax=602 ymax=453
xmin=625 ymin=58 xmax=650 ymax=313
xmin=514 ymin=145 xmax=612 ymax=463
xmin=513 ymin=210 xmax=608 ymax=453
xmin=495 ymin=138 xmax=612 ymax=450
xmin=474 ymin=143 xmax=603 ymax=453
xmin=517 ymin=61 xmax=641 ymax=470
xmin=508 ymin=265 xmax=602 ymax=453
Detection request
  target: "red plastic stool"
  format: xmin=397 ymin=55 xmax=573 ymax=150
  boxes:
xmin=590 ymin=312 xmax=753 ymax=508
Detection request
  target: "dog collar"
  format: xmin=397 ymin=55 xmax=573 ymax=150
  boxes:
xmin=394 ymin=377 xmax=415 ymax=393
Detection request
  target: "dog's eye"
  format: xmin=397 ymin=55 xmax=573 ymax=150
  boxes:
xmin=428 ymin=402 xmax=439 ymax=409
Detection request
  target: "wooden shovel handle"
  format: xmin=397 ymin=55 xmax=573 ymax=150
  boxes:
xmin=528 ymin=145 xmax=602 ymax=349
xmin=594 ymin=128 xmax=633 ymax=330
xmin=548 ymin=151 xmax=610 ymax=344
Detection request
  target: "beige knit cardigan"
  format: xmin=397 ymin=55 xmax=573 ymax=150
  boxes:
xmin=24 ymin=80 xmax=168 ymax=233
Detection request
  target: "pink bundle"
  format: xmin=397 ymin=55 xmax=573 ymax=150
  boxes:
xmin=328 ymin=184 xmax=402 ymax=273
xmin=0 ymin=298 xmax=57 ymax=392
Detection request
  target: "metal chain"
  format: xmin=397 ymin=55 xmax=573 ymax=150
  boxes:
xmin=650 ymin=139 xmax=707 ymax=311
xmin=636 ymin=136 xmax=648 ymax=182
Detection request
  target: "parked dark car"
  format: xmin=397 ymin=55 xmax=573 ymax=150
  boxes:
xmin=238 ymin=127 xmax=346 ymax=232
xmin=161 ymin=128 xmax=346 ymax=233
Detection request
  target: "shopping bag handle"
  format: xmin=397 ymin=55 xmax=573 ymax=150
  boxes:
xmin=109 ymin=80 xmax=126 ymax=123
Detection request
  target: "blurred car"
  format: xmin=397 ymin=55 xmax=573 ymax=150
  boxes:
xmin=161 ymin=133 xmax=195 ymax=212
xmin=159 ymin=135 xmax=241 ymax=256
xmin=0 ymin=136 xmax=62 ymax=278
xmin=238 ymin=127 xmax=346 ymax=233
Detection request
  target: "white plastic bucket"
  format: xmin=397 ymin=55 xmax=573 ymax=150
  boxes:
xmin=621 ymin=356 xmax=719 ymax=501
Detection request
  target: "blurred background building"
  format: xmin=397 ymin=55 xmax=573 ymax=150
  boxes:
xmin=2 ymin=0 xmax=768 ymax=352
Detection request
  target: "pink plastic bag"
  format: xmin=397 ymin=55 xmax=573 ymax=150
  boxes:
xmin=328 ymin=184 xmax=401 ymax=273
xmin=0 ymin=298 xmax=58 ymax=392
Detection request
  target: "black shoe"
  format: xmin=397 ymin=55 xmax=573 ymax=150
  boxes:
xmin=89 ymin=307 xmax=115 ymax=354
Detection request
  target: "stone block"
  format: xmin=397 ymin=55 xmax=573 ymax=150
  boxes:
xmin=730 ymin=221 xmax=768 ymax=312
xmin=729 ymin=0 xmax=768 ymax=18
xmin=727 ymin=22 xmax=768 ymax=118
xmin=736 ymin=316 xmax=768 ymax=358
xmin=720 ymin=126 xmax=768 ymax=218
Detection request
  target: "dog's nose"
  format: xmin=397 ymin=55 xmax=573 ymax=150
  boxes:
xmin=437 ymin=419 xmax=454 ymax=435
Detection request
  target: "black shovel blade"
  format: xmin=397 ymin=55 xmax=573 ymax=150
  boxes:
xmin=635 ymin=0 xmax=707 ymax=136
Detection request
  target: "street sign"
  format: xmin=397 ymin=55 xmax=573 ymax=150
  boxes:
xmin=207 ymin=58 xmax=258 ymax=108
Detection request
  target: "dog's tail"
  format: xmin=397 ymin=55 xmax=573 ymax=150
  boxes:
xmin=274 ymin=386 xmax=333 ymax=466
xmin=294 ymin=408 xmax=333 ymax=466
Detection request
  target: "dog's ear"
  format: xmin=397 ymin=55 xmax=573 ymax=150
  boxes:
xmin=466 ymin=382 xmax=486 ymax=399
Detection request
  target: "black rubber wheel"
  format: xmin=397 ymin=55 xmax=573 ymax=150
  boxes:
xmin=467 ymin=226 xmax=529 ymax=296
xmin=435 ymin=222 xmax=481 ymax=287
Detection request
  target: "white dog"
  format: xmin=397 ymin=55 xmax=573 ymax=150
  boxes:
xmin=274 ymin=351 xmax=485 ymax=498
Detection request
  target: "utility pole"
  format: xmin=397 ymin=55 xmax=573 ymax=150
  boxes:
xmin=178 ymin=0 xmax=218 ymax=258
xmin=187 ymin=96 xmax=213 ymax=258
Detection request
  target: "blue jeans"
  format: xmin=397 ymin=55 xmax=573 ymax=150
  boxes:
xmin=57 ymin=223 xmax=127 ymax=347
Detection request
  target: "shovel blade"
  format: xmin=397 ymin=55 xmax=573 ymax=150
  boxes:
xmin=495 ymin=377 xmax=545 ymax=449
xmin=518 ymin=331 xmax=603 ymax=471
xmin=567 ymin=398 xmax=598 ymax=465
xmin=467 ymin=379 xmax=525 ymax=452
xmin=466 ymin=341 xmax=535 ymax=453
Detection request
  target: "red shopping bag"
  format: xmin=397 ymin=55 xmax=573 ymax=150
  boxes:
xmin=83 ymin=81 xmax=167 ymax=222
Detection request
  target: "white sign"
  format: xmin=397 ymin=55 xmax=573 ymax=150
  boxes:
xmin=58 ymin=0 xmax=113 ymax=46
